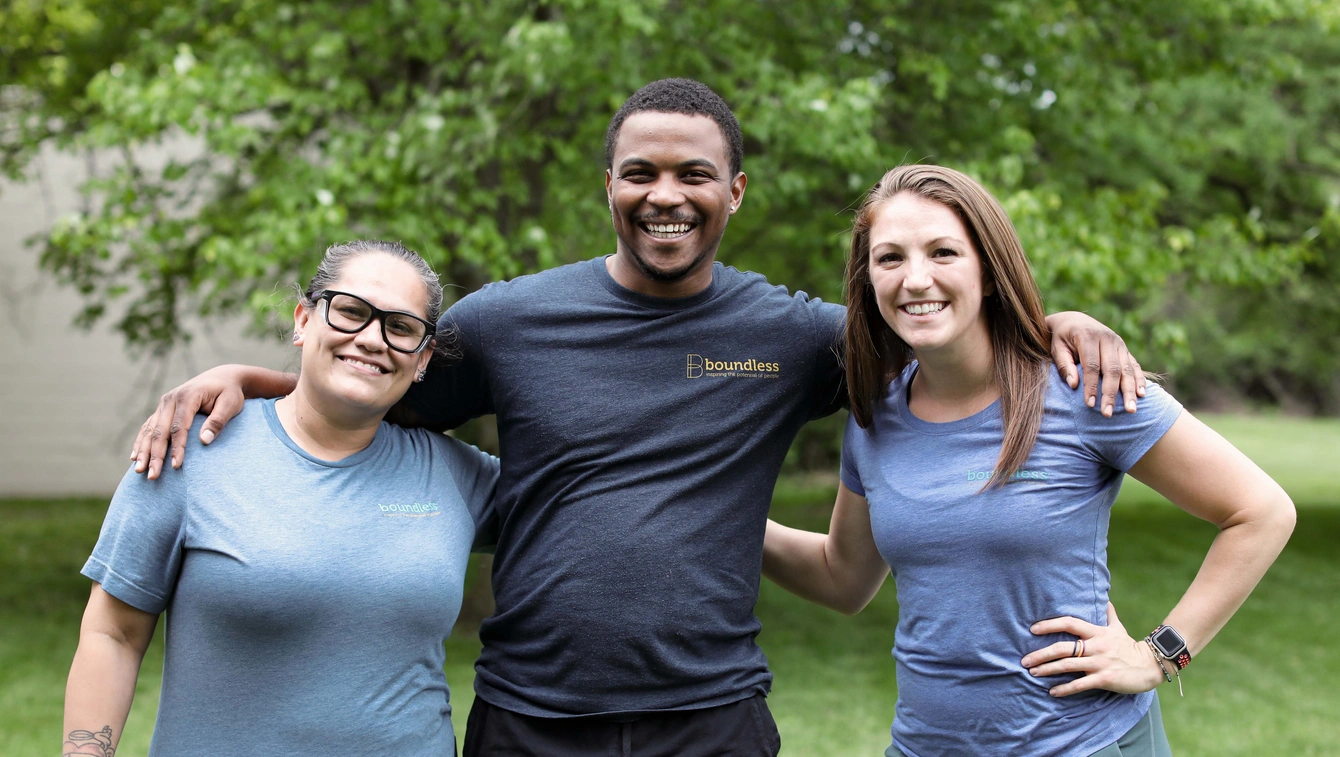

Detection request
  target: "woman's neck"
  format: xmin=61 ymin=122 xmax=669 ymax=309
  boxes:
xmin=908 ymin=328 xmax=1000 ymax=423
xmin=274 ymin=387 xmax=381 ymax=461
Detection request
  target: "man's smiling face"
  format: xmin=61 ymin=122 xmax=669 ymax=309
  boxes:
xmin=605 ymin=111 xmax=746 ymax=296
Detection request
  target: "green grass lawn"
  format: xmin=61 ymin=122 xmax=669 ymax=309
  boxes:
xmin=2 ymin=413 xmax=1336 ymax=756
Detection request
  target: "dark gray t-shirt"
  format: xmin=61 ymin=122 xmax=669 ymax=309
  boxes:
xmin=406 ymin=256 xmax=845 ymax=716
xmin=84 ymin=399 xmax=500 ymax=755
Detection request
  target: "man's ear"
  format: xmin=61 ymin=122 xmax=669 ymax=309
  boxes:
xmin=605 ymin=169 xmax=614 ymax=207
xmin=729 ymin=171 xmax=747 ymax=214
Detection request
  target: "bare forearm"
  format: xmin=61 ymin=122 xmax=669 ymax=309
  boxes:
xmin=1127 ymin=413 xmax=1297 ymax=660
xmin=763 ymin=521 xmax=846 ymax=611
xmin=63 ymin=634 xmax=148 ymax=757
xmin=763 ymin=520 xmax=883 ymax=615
xmin=1164 ymin=497 xmax=1296 ymax=656
xmin=238 ymin=366 xmax=297 ymax=399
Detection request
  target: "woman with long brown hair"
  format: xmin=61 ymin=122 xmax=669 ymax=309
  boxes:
xmin=762 ymin=165 xmax=1295 ymax=756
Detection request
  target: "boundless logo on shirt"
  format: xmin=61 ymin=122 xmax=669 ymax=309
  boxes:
xmin=685 ymin=354 xmax=781 ymax=379
xmin=965 ymin=469 xmax=1049 ymax=482
xmin=378 ymin=502 xmax=441 ymax=517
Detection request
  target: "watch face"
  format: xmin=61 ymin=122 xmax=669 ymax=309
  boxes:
xmin=1154 ymin=626 xmax=1184 ymax=654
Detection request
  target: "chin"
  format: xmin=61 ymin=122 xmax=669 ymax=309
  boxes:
xmin=629 ymin=246 xmax=711 ymax=282
xmin=894 ymin=331 xmax=945 ymax=353
xmin=327 ymin=378 xmax=402 ymax=412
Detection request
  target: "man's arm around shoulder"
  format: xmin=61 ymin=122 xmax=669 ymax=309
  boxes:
xmin=131 ymin=364 xmax=295 ymax=480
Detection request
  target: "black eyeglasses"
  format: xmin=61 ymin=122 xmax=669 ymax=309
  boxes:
xmin=315 ymin=290 xmax=436 ymax=354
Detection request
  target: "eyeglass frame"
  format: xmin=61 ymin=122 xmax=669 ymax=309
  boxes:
xmin=313 ymin=289 xmax=437 ymax=354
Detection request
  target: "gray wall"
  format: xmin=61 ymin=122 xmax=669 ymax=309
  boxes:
xmin=0 ymin=143 xmax=291 ymax=497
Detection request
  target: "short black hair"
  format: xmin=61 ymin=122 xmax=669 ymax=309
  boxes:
xmin=605 ymin=78 xmax=744 ymax=176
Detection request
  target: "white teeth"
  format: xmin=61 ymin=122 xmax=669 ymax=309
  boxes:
xmin=902 ymin=302 xmax=946 ymax=315
xmin=645 ymin=223 xmax=692 ymax=237
xmin=341 ymin=357 xmax=387 ymax=374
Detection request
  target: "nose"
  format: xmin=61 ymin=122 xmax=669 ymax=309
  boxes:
xmin=903 ymin=253 xmax=933 ymax=292
xmin=351 ymin=317 xmax=388 ymax=352
xmin=645 ymin=173 xmax=686 ymax=209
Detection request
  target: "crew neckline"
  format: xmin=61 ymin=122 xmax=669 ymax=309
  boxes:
xmin=590 ymin=256 xmax=721 ymax=310
xmin=262 ymin=398 xmax=387 ymax=468
xmin=893 ymin=362 xmax=1003 ymax=435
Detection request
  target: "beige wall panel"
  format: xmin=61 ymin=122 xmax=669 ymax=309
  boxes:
xmin=0 ymin=143 xmax=292 ymax=497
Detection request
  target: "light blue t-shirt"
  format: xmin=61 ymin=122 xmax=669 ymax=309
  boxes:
xmin=83 ymin=398 xmax=500 ymax=756
xmin=840 ymin=364 xmax=1183 ymax=757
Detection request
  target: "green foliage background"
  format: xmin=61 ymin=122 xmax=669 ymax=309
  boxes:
xmin=3 ymin=0 xmax=1339 ymax=411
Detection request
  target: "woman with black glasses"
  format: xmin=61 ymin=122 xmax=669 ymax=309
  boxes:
xmin=63 ymin=240 xmax=497 ymax=756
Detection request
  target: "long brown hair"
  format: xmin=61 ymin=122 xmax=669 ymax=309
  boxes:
xmin=844 ymin=165 xmax=1052 ymax=489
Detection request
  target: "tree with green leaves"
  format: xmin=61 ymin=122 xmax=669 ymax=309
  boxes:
xmin=4 ymin=0 xmax=1337 ymax=411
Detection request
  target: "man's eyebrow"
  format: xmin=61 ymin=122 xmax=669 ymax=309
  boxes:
xmin=617 ymin=157 xmax=720 ymax=172
xmin=677 ymin=158 xmax=719 ymax=171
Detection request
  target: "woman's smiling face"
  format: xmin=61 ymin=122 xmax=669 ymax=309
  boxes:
xmin=867 ymin=191 xmax=994 ymax=358
xmin=292 ymin=253 xmax=434 ymax=418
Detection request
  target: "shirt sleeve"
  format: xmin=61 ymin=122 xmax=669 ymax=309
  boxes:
xmin=403 ymin=288 xmax=495 ymax=430
xmin=437 ymin=435 xmax=503 ymax=552
xmin=807 ymin=298 xmax=848 ymax=420
xmin=81 ymin=465 xmax=189 ymax=614
xmin=1073 ymin=380 xmax=1184 ymax=472
xmin=839 ymin=413 xmax=867 ymax=497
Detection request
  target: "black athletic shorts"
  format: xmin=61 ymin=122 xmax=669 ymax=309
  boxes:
xmin=462 ymin=694 xmax=782 ymax=757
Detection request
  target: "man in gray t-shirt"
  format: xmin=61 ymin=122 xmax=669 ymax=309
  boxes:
xmin=131 ymin=79 xmax=1142 ymax=757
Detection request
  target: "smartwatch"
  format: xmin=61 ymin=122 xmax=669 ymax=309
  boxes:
xmin=1149 ymin=625 xmax=1191 ymax=670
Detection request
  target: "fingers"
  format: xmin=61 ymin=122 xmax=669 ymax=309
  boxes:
xmin=1026 ymin=605 xmax=1156 ymax=697
xmin=1076 ymin=334 xmax=1102 ymax=411
xmin=1117 ymin=349 xmax=1143 ymax=411
xmin=199 ymin=389 xmax=245 ymax=446
xmin=1051 ymin=340 xmax=1079 ymax=390
xmin=1097 ymin=333 xmax=1126 ymax=417
xmin=1020 ymin=640 xmax=1084 ymax=668
xmin=128 ymin=367 xmax=254 ymax=479
xmin=1026 ymin=649 xmax=1103 ymax=679
xmin=132 ymin=418 xmax=153 ymax=472
xmin=168 ymin=395 xmax=195 ymax=470
xmin=1046 ymin=671 xmax=1112 ymax=698
xmin=133 ymin=386 xmax=206 ymax=480
xmin=138 ymin=391 xmax=182 ymax=480
xmin=1029 ymin=615 xmax=1096 ymax=638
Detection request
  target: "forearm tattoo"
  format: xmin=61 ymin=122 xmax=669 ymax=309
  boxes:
xmin=64 ymin=726 xmax=116 ymax=757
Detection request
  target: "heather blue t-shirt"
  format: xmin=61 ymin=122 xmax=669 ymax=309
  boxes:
xmin=83 ymin=399 xmax=499 ymax=756
xmin=840 ymin=364 xmax=1183 ymax=757
xmin=405 ymin=256 xmax=845 ymax=716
